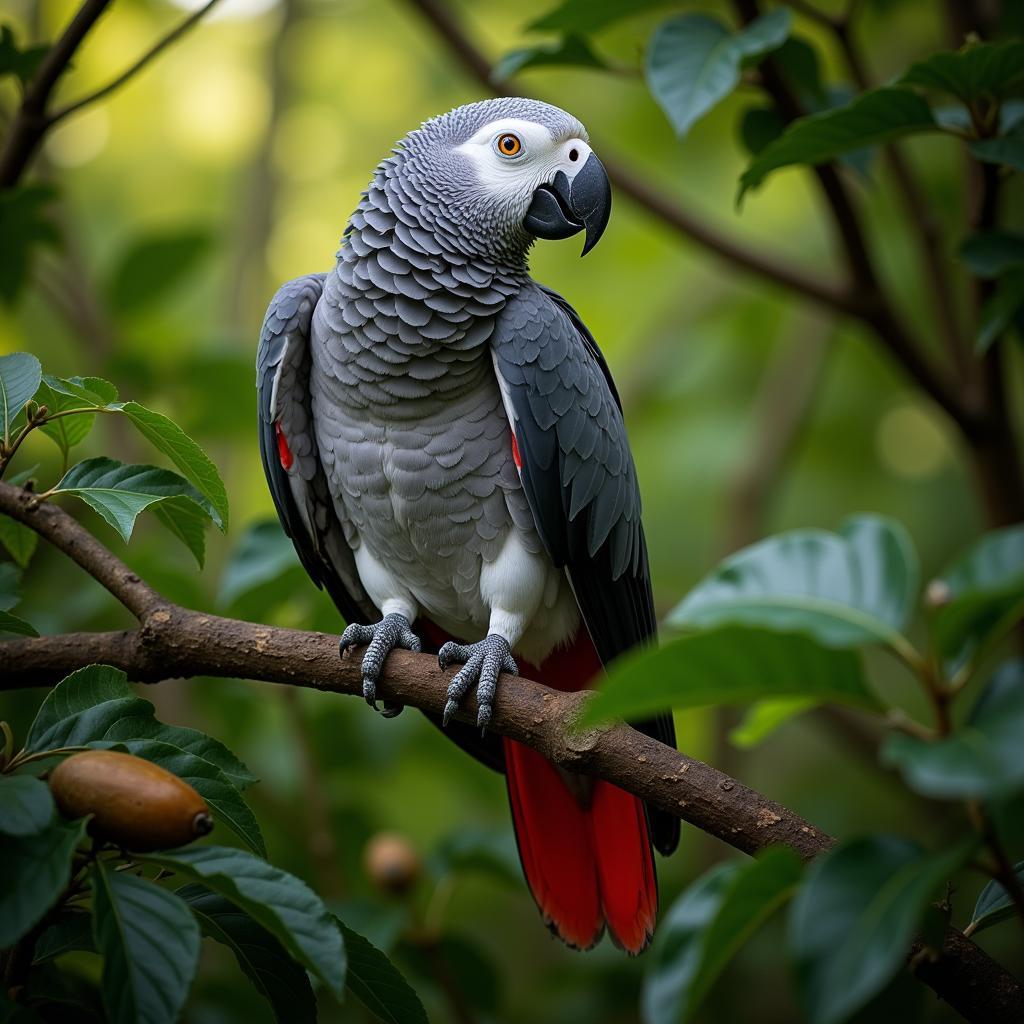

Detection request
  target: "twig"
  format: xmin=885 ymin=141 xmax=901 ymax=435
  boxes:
xmin=0 ymin=482 xmax=1022 ymax=1021
xmin=47 ymin=0 xmax=222 ymax=126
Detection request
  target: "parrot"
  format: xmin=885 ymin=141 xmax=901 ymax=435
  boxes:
xmin=257 ymin=97 xmax=678 ymax=954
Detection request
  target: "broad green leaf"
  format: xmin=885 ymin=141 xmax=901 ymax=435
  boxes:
xmin=113 ymin=402 xmax=228 ymax=530
xmin=0 ymin=351 xmax=42 ymax=439
xmin=773 ymin=37 xmax=827 ymax=107
xmin=647 ymin=11 xmax=790 ymax=138
xmin=0 ymin=608 xmax=38 ymax=635
xmin=900 ymin=40 xmax=1024 ymax=104
xmin=150 ymin=495 xmax=211 ymax=568
xmin=968 ymin=860 xmax=1024 ymax=937
xmin=642 ymin=848 xmax=801 ymax=1024
xmin=0 ymin=817 xmax=87 ymax=947
xmin=740 ymin=88 xmax=936 ymax=198
xmin=0 ymin=187 xmax=59 ymax=305
xmin=218 ymin=519 xmax=301 ymax=610
xmin=139 ymin=846 xmax=346 ymax=997
xmin=882 ymin=661 xmax=1024 ymax=800
xmin=43 ymin=374 xmax=119 ymax=406
xmin=91 ymin=861 xmax=200 ymax=1024
xmin=729 ymin=697 xmax=817 ymax=748
xmin=26 ymin=664 xmax=256 ymax=788
xmin=105 ymin=229 xmax=211 ymax=316
xmin=0 ymin=774 xmax=54 ymax=836
xmin=494 ymin=35 xmax=605 ymax=82
xmin=932 ymin=523 xmax=1024 ymax=661
xmin=580 ymin=626 xmax=879 ymax=728
xmin=969 ymin=132 xmax=1024 ymax=172
xmin=54 ymin=457 xmax=217 ymax=561
xmin=959 ymin=231 xmax=1024 ymax=278
xmin=668 ymin=516 xmax=918 ymax=655
xmin=33 ymin=910 xmax=97 ymax=963
xmin=0 ymin=24 xmax=49 ymax=84
xmin=180 ymin=885 xmax=316 ymax=1024
xmin=0 ymin=512 xmax=39 ymax=567
xmin=975 ymin=270 xmax=1024 ymax=353
xmin=33 ymin=380 xmax=97 ymax=459
xmin=527 ymin=0 xmax=672 ymax=34
xmin=789 ymin=835 xmax=973 ymax=1024
xmin=739 ymin=105 xmax=786 ymax=155
xmin=337 ymin=917 xmax=429 ymax=1024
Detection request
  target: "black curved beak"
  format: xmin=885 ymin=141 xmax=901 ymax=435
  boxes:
xmin=523 ymin=152 xmax=611 ymax=256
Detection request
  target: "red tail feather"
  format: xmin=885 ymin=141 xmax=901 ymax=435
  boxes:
xmin=506 ymin=630 xmax=657 ymax=953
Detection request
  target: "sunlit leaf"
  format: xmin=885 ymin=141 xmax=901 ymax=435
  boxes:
xmin=527 ymin=0 xmax=672 ymax=34
xmin=0 ymin=351 xmax=42 ymax=439
xmin=105 ymin=229 xmax=211 ymax=316
xmin=789 ymin=835 xmax=973 ymax=1024
xmin=33 ymin=379 xmax=97 ymax=460
xmin=140 ymin=846 xmax=346 ymax=997
xmin=91 ymin=861 xmax=200 ymax=1024
xmin=729 ymin=697 xmax=816 ymax=748
xmin=0 ymin=774 xmax=54 ymax=836
xmin=0 ymin=513 xmax=37 ymax=568
xmin=642 ymin=848 xmax=802 ymax=1023
xmin=581 ymin=626 xmax=880 ymax=728
xmin=180 ymin=885 xmax=317 ymax=1024
xmin=968 ymin=860 xmax=1024 ymax=937
xmin=43 ymin=375 xmax=119 ymax=406
xmin=668 ymin=515 xmax=919 ymax=655
xmin=647 ymin=11 xmax=790 ymax=138
xmin=494 ymin=34 xmax=605 ymax=81
xmin=900 ymin=40 xmax=1024 ymax=104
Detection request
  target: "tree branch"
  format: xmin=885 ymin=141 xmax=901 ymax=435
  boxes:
xmin=1 ymin=484 xmax=1022 ymax=1021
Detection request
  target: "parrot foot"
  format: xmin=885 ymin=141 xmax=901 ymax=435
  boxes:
xmin=438 ymin=635 xmax=518 ymax=733
xmin=339 ymin=613 xmax=421 ymax=718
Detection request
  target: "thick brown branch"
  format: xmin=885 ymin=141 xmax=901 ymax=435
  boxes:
xmin=0 ymin=0 xmax=112 ymax=188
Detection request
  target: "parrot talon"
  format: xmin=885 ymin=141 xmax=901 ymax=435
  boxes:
xmin=340 ymin=613 xmax=421 ymax=718
xmin=437 ymin=635 xmax=517 ymax=731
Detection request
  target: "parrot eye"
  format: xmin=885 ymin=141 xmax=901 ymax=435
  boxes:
xmin=495 ymin=133 xmax=523 ymax=158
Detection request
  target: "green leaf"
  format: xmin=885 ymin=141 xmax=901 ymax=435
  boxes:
xmin=900 ymin=40 xmax=1024 ymax=104
xmin=739 ymin=105 xmax=786 ymax=155
xmin=179 ymin=885 xmax=316 ymax=1024
xmin=932 ymin=523 xmax=1024 ymax=661
xmin=968 ymin=860 xmax=1024 ymax=937
xmin=0 ymin=775 xmax=54 ymax=836
xmin=527 ymin=0 xmax=672 ymax=34
xmin=218 ymin=519 xmax=300 ymax=610
xmin=0 ymin=817 xmax=87 ymax=947
xmin=494 ymin=35 xmax=606 ymax=82
xmin=0 ymin=186 xmax=59 ymax=306
xmin=0 ymin=351 xmax=42 ymax=440
xmin=105 ymin=229 xmax=211 ymax=317
xmin=26 ymin=664 xmax=256 ymax=788
xmin=647 ymin=11 xmax=791 ymax=138
xmin=0 ymin=24 xmax=49 ymax=84
xmin=642 ymin=848 xmax=802 ymax=1024
xmin=729 ymin=697 xmax=817 ymax=748
xmin=337 ymin=917 xmax=429 ymax=1024
xmin=668 ymin=515 xmax=919 ymax=656
xmin=91 ymin=861 xmax=200 ymax=1024
xmin=0 ymin=608 xmax=38 ymax=635
xmin=0 ymin=512 xmax=38 ymax=568
xmin=773 ymin=37 xmax=827 ymax=107
xmin=33 ymin=909 xmax=97 ymax=963
xmin=969 ymin=131 xmax=1024 ymax=172
xmin=580 ymin=626 xmax=879 ymax=728
xmin=43 ymin=374 xmax=119 ymax=406
xmin=33 ymin=379 xmax=97 ymax=460
xmin=789 ymin=835 xmax=973 ymax=1024
xmin=739 ymin=88 xmax=936 ymax=199
xmin=975 ymin=270 xmax=1024 ymax=353
xmin=139 ymin=846 xmax=346 ymax=997
xmin=882 ymin=660 xmax=1024 ymax=800
xmin=0 ymin=559 xmax=21 ymax=609
xmin=959 ymin=231 xmax=1024 ymax=277
xmin=54 ymin=457 xmax=217 ymax=563
xmin=112 ymin=402 xmax=228 ymax=530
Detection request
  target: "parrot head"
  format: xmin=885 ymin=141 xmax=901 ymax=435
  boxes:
xmin=397 ymin=97 xmax=612 ymax=260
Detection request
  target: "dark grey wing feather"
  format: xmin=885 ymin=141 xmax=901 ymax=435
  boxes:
xmin=492 ymin=282 xmax=679 ymax=856
xmin=257 ymin=274 xmax=375 ymax=626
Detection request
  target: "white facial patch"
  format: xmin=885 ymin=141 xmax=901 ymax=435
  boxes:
xmin=454 ymin=118 xmax=593 ymax=199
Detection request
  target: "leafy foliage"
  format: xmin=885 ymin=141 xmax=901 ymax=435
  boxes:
xmin=969 ymin=861 xmax=1024 ymax=937
xmin=0 ymin=351 xmax=41 ymax=440
xmin=0 ymin=186 xmax=59 ymax=304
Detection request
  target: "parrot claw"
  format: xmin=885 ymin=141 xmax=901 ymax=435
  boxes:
xmin=339 ymin=613 xmax=421 ymax=718
xmin=438 ymin=636 xmax=517 ymax=734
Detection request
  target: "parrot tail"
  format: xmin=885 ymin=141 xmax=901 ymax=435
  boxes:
xmin=504 ymin=632 xmax=658 ymax=954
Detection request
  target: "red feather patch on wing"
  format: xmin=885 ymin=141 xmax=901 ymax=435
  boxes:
xmin=274 ymin=420 xmax=294 ymax=470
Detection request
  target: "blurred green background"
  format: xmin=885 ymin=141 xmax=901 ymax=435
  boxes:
xmin=1 ymin=0 xmax=1021 ymax=1020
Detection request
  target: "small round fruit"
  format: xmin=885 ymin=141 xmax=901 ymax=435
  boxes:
xmin=363 ymin=832 xmax=421 ymax=896
xmin=49 ymin=750 xmax=213 ymax=851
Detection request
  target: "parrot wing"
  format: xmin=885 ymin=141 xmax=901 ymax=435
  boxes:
xmin=257 ymin=274 xmax=376 ymax=627
xmin=491 ymin=281 xmax=679 ymax=856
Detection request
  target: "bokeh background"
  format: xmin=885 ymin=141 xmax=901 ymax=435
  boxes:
xmin=1 ymin=0 xmax=1021 ymax=1020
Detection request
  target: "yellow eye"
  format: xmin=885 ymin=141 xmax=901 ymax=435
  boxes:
xmin=496 ymin=133 xmax=522 ymax=157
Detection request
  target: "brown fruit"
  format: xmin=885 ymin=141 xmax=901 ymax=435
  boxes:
xmin=48 ymin=750 xmax=213 ymax=851
xmin=363 ymin=832 xmax=421 ymax=896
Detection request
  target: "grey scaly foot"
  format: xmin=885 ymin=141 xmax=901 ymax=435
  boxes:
xmin=339 ymin=613 xmax=421 ymax=718
xmin=438 ymin=635 xmax=517 ymax=732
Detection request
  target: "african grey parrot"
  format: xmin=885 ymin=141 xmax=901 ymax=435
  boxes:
xmin=257 ymin=97 xmax=678 ymax=953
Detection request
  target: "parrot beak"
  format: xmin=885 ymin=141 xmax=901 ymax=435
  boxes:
xmin=523 ymin=152 xmax=612 ymax=256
